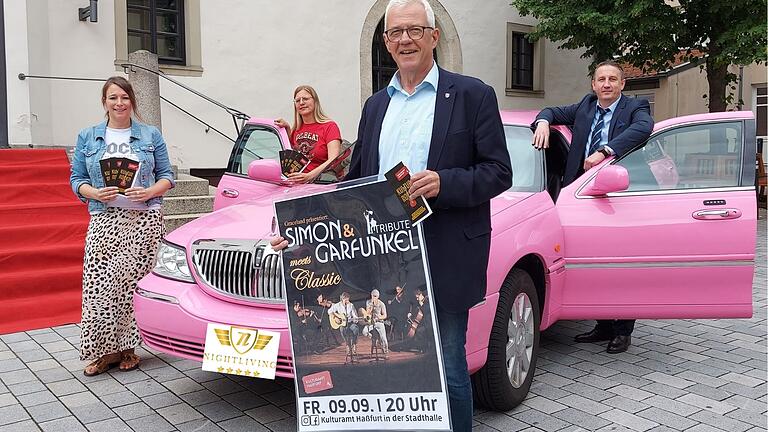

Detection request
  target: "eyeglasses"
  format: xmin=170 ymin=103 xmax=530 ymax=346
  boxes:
xmin=294 ymin=96 xmax=313 ymax=104
xmin=383 ymin=25 xmax=434 ymax=42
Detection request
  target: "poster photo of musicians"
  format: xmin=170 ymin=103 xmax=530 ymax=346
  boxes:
xmin=274 ymin=179 xmax=448 ymax=400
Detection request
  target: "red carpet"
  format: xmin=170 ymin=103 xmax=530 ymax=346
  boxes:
xmin=0 ymin=149 xmax=89 ymax=334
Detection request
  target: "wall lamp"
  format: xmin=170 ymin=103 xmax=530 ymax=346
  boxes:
xmin=79 ymin=0 xmax=98 ymax=23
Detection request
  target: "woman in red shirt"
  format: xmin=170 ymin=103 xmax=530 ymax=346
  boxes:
xmin=275 ymin=85 xmax=341 ymax=183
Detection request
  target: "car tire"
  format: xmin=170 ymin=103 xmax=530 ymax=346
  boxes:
xmin=472 ymin=268 xmax=541 ymax=411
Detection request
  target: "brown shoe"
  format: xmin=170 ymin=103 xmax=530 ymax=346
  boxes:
xmin=119 ymin=351 xmax=140 ymax=371
xmin=83 ymin=354 xmax=120 ymax=377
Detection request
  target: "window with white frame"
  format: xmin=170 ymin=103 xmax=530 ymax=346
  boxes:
xmin=115 ymin=0 xmax=202 ymax=76
xmin=756 ymin=85 xmax=767 ymax=139
xmin=506 ymin=23 xmax=544 ymax=96
xmin=127 ymin=0 xmax=185 ymax=65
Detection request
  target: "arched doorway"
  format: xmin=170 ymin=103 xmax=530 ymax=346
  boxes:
xmin=360 ymin=0 xmax=462 ymax=105
xmin=371 ymin=18 xmax=439 ymax=94
xmin=371 ymin=18 xmax=398 ymax=94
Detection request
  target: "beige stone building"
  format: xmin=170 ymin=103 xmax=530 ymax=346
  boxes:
xmin=623 ymin=61 xmax=767 ymax=141
xmin=4 ymin=0 xmax=593 ymax=171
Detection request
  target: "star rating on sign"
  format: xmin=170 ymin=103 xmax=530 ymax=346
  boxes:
xmin=212 ymin=366 xmax=260 ymax=377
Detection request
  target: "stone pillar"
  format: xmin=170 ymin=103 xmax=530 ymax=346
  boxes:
xmin=128 ymin=50 xmax=162 ymax=132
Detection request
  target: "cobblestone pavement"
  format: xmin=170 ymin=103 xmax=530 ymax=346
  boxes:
xmin=1 ymin=214 xmax=765 ymax=432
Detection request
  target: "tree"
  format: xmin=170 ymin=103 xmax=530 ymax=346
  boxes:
xmin=512 ymin=0 xmax=767 ymax=112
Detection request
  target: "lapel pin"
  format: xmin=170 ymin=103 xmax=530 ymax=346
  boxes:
xmin=445 ymin=93 xmax=450 ymax=99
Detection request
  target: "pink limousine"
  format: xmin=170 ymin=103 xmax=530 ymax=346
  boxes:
xmin=135 ymin=110 xmax=757 ymax=410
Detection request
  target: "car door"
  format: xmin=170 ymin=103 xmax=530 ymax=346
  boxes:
xmin=214 ymin=120 xmax=290 ymax=211
xmin=556 ymin=112 xmax=757 ymax=319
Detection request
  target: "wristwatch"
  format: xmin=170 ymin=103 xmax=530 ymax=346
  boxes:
xmin=596 ymin=147 xmax=612 ymax=158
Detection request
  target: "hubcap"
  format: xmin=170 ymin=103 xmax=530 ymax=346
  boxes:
xmin=506 ymin=292 xmax=534 ymax=388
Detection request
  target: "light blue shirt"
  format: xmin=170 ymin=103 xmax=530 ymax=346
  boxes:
xmin=586 ymin=95 xmax=622 ymax=158
xmin=378 ymin=62 xmax=439 ymax=176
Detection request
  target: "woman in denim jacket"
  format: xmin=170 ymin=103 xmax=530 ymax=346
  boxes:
xmin=70 ymin=76 xmax=175 ymax=376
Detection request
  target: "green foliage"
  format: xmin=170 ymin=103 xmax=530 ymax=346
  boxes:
xmin=513 ymin=0 xmax=767 ymax=109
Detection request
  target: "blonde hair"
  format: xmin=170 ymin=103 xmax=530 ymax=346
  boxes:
xmin=292 ymin=85 xmax=332 ymax=133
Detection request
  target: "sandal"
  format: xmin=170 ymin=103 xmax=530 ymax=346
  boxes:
xmin=119 ymin=351 xmax=140 ymax=371
xmin=83 ymin=355 xmax=120 ymax=377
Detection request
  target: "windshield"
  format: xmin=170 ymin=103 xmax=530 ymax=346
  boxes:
xmin=505 ymin=125 xmax=544 ymax=192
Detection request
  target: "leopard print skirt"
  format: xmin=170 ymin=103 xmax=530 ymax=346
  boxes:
xmin=79 ymin=208 xmax=164 ymax=361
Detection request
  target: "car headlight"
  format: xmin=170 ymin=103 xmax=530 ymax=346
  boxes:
xmin=152 ymin=241 xmax=193 ymax=283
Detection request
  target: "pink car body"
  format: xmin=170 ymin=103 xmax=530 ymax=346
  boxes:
xmin=135 ymin=110 xmax=757 ymax=409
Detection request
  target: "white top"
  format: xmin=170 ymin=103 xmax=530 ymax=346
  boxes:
xmin=102 ymin=127 xmax=159 ymax=211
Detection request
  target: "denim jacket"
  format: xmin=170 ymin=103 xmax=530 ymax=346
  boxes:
xmin=70 ymin=120 xmax=176 ymax=214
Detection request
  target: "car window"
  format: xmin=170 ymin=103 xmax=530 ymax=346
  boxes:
xmin=228 ymin=125 xmax=283 ymax=175
xmin=615 ymin=121 xmax=743 ymax=192
xmin=505 ymin=125 xmax=544 ymax=192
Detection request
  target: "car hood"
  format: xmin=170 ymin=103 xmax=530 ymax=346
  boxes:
xmin=166 ymin=188 xmax=536 ymax=247
xmin=165 ymin=183 xmax=331 ymax=248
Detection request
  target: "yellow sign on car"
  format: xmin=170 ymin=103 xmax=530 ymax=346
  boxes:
xmin=202 ymin=323 xmax=280 ymax=380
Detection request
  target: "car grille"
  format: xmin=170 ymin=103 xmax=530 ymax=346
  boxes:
xmin=141 ymin=329 xmax=205 ymax=359
xmin=191 ymin=239 xmax=283 ymax=303
xmin=140 ymin=329 xmax=295 ymax=377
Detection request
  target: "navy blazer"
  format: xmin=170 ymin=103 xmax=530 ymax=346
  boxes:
xmin=534 ymin=94 xmax=653 ymax=186
xmin=347 ymin=68 xmax=512 ymax=313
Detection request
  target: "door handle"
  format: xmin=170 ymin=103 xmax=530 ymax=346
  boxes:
xmin=221 ymin=189 xmax=239 ymax=198
xmin=692 ymin=209 xmax=742 ymax=220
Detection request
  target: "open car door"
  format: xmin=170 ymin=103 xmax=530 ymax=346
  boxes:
xmin=214 ymin=120 xmax=290 ymax=211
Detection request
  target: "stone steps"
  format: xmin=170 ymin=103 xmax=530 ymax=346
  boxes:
xmin=163 ymin=195 xmax=214 ymax=215
xmin=167 ymin=173 xmax=211 ymax=197
xmin=164 ymin=212 xmax=212 ymax=233
xmin=163 ymin=173 xmax=215 ymax=232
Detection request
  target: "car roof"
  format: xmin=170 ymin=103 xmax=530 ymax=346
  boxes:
xmin=500 ymin=110 xmax=541 ymax=127
xmin=501 ymin=110 xmax=572 ymax=142
xmin=654 ymin=110 xmax=755 ymax=131
xmin=246 ymin=113 xmax=542 ymax=127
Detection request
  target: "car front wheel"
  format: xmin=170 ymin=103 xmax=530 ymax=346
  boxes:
xmin=472 ymin=268 xmax=541 ymax=411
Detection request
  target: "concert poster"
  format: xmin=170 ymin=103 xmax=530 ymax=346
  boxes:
xmin=274 ymin=177 xmax=451 ymax=432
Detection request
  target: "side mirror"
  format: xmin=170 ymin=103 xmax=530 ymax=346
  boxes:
xmin=581 ymin=165 xmax=629 ymax=196
xmin=248 ymin=159 xmax=282 ymax=183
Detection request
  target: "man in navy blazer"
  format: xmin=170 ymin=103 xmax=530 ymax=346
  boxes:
xmin=532 ymin=60 xmax=654 ymax=186
xmin=347 ymin=1 xmax=511 ymax=429
xmin=532 ymin=60 xmax=654 ymax=353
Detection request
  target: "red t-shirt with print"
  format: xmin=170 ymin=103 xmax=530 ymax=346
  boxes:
xmin=291 ymin=121 xmax=342 ymax=173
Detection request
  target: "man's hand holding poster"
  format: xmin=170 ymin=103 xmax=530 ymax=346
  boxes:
xmin=274 ymin=173 xmax=450 ymax=432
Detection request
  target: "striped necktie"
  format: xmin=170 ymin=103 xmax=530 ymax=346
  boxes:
xmin=588 ymin=106 xmax=609 ymax=155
